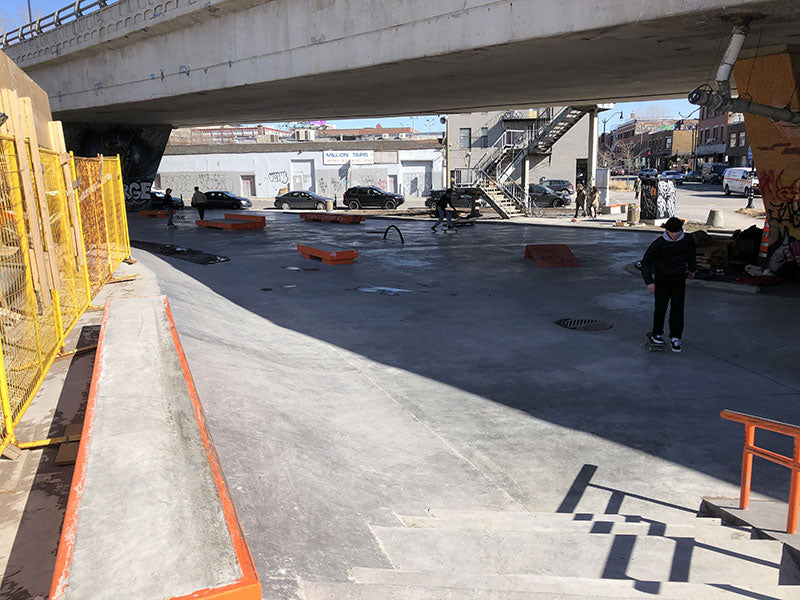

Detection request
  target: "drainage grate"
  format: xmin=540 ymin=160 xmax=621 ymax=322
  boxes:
xmin=555 ymin=318 xmax=613 ymax=331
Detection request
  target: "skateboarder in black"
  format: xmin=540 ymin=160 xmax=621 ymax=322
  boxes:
xmin=432 ymin=188 xmax=456 ymax=231
xmin=640 ymin=217 xmax=697 ymax=352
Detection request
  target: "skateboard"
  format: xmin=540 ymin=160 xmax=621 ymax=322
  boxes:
xmin=645 ymin=332 xmax=668 ymax=352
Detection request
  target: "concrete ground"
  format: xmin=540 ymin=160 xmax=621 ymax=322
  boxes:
xmin=1 ymin=209 xmax=796 ymax=599
xmin=247 ymin=182 xmax=764 ymax=232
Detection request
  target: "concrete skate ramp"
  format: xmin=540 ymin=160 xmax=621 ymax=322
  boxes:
xmin=50 ymin=295 xmax=260 ymax=600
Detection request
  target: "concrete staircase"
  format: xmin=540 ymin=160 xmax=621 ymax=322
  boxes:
xmin=300 ymin=508 xmax=800 ymax=599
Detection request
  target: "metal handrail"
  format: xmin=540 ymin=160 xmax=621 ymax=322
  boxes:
xmin=1 ymin=0 xmax=115 ymax=49
xmin=720 ymin=410 xmax=800 ymax=534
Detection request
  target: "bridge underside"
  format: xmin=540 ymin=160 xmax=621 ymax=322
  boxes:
xmin=18 ymin=0 xmax=800 ymax=126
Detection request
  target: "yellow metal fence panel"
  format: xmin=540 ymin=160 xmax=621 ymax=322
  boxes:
xmin=0 ymin=139 xmax=129 ymax=455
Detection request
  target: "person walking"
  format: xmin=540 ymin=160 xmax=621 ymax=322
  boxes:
xmin=640 ymin=217 xmax=697 ymax=353
xmin=192 ymin=186 xmax=207 ymax=221
xmin=633 ymin=177 xmax=640 ymax=200
xmin=587 ymin=185 xmax=600 ymax=218
xmin=573 ymin=183 xmax=586 ymax=218
xmin=163 ymin=188 xmax=177 ymax=229
xmin=432 ymin=188 xmax=456 ymax=231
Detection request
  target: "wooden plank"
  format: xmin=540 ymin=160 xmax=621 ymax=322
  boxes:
xmin=49 ymin=121 xmax=84 ymax=268
xmin=524 ymin=244 xmax=581 ymax=268
xmin=19 ymin=96 xmax=62 ymax=293
xmin=0 ymin=89 xmax=50 ymax=305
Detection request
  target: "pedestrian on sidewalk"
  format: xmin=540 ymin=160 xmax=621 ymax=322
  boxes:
xmin=573 ymin=184 xmax=587 ymax=218
xmin=163 ymin=188 xmax=177 ymax=229
xmin=640 ymin=217 xmax=697 ymax=353
xmin=432 ymin=188 xmax=456 ymax=231
xmin=192 ymin=186 xmax=207 ymax=221
xmin=633 ymin=177 xmax=640 ymax=200
xmin=588 ymin=185 xmax=599 ymax=218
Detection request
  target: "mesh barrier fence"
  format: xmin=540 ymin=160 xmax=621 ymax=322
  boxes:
xmin=0 ymin=135 xmax=128 ymax=455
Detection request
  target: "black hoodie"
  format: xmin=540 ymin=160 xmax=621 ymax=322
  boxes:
xmin=640 ymin=231 xmax=697 ymax=285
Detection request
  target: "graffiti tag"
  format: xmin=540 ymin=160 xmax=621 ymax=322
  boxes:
xmin=268 ymin=171 xmax=289 ymax=184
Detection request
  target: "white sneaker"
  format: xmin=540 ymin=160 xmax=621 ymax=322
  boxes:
xmin=670 ymin=338 xmax=682 ymax=352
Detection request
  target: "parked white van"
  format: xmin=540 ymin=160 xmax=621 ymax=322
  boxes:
xmin=722 ymin=168 xmax=760 ymax=196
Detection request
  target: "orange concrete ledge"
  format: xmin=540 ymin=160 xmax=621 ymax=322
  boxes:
xmin=197 ymin=218 xmax=265 ymax=230
xmin=297 ymin=243 xmax=358 ymax=265
xmin=300 ymin=213 xmax=365 ymax=224
xmin=224 ymin=213 xmax=267 ymax=224
xmin=50 ymin=296 xmax=261 ymax=600
xmin=139 ymin=210 xmax=168 ymax=218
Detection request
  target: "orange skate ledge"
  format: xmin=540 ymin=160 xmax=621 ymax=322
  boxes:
xmin=50 ymin=296 xmax=261 ymax=600
xmin=297 ymin=242 xmax=358 ymax=265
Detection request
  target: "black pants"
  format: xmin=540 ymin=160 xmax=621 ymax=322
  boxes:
xmin=197 ymin=206 xmax=205 ymax=221
xmin=653 ymin=272 xmax=686 ymax=338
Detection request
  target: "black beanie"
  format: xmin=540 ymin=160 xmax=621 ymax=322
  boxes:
xmin=664 ymin=217 xmax=684 ymax=232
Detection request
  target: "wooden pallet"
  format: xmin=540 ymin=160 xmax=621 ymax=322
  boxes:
xmin=297 ymin=243 xmax=358 ymax=265
xmin=300 ymin=213 xmax=365 ymax=224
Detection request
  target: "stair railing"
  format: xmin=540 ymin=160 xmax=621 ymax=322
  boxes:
xmin=528 ymin=106 xmax=583 ymax=154
xmin=720 ymin=410 xmax=800 ymax=534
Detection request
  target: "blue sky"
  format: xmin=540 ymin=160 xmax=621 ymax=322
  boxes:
xmin=4 ymin=1 xmax=698 ymax=132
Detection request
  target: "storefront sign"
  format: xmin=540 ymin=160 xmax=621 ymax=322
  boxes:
xmin=323 ymin=150 xmax=374 ymax=165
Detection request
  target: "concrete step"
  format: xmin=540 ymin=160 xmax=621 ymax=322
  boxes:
xmin=350 ymin=569 xmax=800 ymax=599
xmin=423 ymin=509 xmax=723 ymax=529
xmin=396 ymin=514 xmax=753 ymax=543
xmin=369 ymin=526 xmax=786 ymax=586
xmin=300 ymin=581 xmax=669 ymax=600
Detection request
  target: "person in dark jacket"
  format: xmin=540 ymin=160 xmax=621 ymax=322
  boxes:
xmin=640 ymin=216 xmax=697 ymax=352
xmin=573 ymin=184 xmax=586 ymax=218
xmin=163 ymin=188 xmax=177 ymax=229
xmin=432 ymin=188 xmax=456 ymax=231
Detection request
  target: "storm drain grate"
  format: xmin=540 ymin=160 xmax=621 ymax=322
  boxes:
xmin=555 ymin=318 xmax=613 ymax=331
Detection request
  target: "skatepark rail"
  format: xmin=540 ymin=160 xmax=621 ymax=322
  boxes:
xmin=720 ymin=409 xmax=800 ymax=534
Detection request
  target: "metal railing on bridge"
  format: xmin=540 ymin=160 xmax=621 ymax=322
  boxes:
xmin=1 ymin=0 xmax=119 ymax=49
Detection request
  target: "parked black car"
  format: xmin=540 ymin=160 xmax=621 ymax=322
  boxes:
xmin=540 ymin=179 xmax=574 ymax=196
xmin=274 ymin=190 xmax=335 ymax=210
xmin=683 ymin=170 xmax=703 ymax=183
xmin=150 ymin=189 xmax=184 ymax=209
xmin=425 ymin=188 xmax=483 ymax=209
xmin=192 ymin=191 xmax=252 ymax=209
xmin=343 ymin=186 xmax=404 ymax=209
xmin=529 ymin=184 xmax=570 ymax=207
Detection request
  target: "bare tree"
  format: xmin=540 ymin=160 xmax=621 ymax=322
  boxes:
xmin=612 ymin=140 xmax=645 ymax=172
xmin=636 ymin=104 xmax=671 ymax=120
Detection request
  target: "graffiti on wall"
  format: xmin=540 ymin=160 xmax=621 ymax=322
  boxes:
xmin=63 ymin=123 xmax=172 ymax=210
xmin=268 ymin=171 xmax=289 ymax=184
xmin=639 ymin=180 xmax=676 ymax=220
xmin=316 ymin=171 xmax=347 ymax=196
xmin=759 ymin=168 xmax=800 ymax=276
xmin=160 ymin=172 xmax=237 ymax=199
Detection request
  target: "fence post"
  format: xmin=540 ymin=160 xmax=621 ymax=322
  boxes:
xmin=51 ymin=288 xmax=65 ymax=353
xmin=740 ymin=424 xmax=755 ymax=510
xmin=789 ymin=438 xmax=800 ymax=535
xmin=0 ymin=335 xmax=16 ymax=449
xmin=115 ymin=154 xmax=132 ymax=260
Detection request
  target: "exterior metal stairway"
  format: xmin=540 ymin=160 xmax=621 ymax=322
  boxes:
xmin=455 ymin=106 xmax=592 ymax=219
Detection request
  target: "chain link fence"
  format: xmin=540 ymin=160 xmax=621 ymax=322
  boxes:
xmin=0 ymin=134 xmax=128 ymax=455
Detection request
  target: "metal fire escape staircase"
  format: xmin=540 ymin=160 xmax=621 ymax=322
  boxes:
xmin=456 ymin=106 xmax=592 ymax=219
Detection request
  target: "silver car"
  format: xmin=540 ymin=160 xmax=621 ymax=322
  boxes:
xmin=660 ymin=170 xmax=685 ymax=185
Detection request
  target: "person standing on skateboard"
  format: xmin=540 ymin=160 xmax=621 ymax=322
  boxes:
xmin=432 ymin=188 xmax=456 ymax=231
xmin=640 ymin=217 xmax=697 ymax=352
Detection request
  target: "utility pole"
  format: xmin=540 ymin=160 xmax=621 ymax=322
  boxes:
xmin=28 ymin=0 xmax=33 ymax=23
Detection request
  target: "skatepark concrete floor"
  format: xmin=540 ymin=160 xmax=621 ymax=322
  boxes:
xmin=1 ymin=209 xmax=798 ymax=599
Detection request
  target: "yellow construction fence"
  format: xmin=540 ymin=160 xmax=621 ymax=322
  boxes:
xmin=0 ymin=132 xmax=129 ymax=456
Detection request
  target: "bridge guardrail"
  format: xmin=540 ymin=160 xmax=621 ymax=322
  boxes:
xmin=1 ymin=0 xmax=117 ymax=49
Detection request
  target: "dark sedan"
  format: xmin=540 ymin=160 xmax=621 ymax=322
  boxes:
xmin=343 ymin=186 xmax=404 ymax=209
xmin=529 ymin=184 xmax=570 ymax=207
xmin=274 ymin=190 xmax=334 ymax=210
xmin=540 ymin=179 xmax=574 ymax=196
xmin=192 ymin=191 xmax=252 ymax=209
xmin=150 ymin=189 xmax=184 ymax=209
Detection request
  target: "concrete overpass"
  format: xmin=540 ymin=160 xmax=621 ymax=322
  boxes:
xmin=4 ymin=0 xmax=800 ymax=126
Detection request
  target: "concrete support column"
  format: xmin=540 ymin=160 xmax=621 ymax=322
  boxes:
xmin=586 ymin=109 xmax=599 ymax=189
xmin=521 ymin=155 xmax=530 ymax=206
xmin=733 ymin=48 xmax=800 ymax=274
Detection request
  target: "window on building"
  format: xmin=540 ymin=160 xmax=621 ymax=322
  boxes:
xmin=666 ymin=138 xmax=672 ymax=149
xmin=705 ymin=128 xmax=710 ymax=142
xmin=739 ymin=132 xmax=747 ymax=146
xmin=459 ymin=128 xmax=471 ymax=148
xmin=712 ymin=126 xmax=718 ymax=142
xmin=480 ymin=127 xmax=488 ymax=148
xmin=730 ymin=133 xmax=737 ymax=147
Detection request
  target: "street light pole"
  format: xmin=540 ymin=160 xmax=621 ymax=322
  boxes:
xmin=27 ymin=0 xmax=33 ymax=23
xmin=600 ymin=111 xmax=623 ymax=164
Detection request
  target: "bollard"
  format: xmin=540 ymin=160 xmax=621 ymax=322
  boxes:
xmin=706 ymin=209 xmax=725 ymax=228
xmin=745 ymin=186 xmax=754 ymax=209
xmin=325 ymin=199 xmax=334 ymax=212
